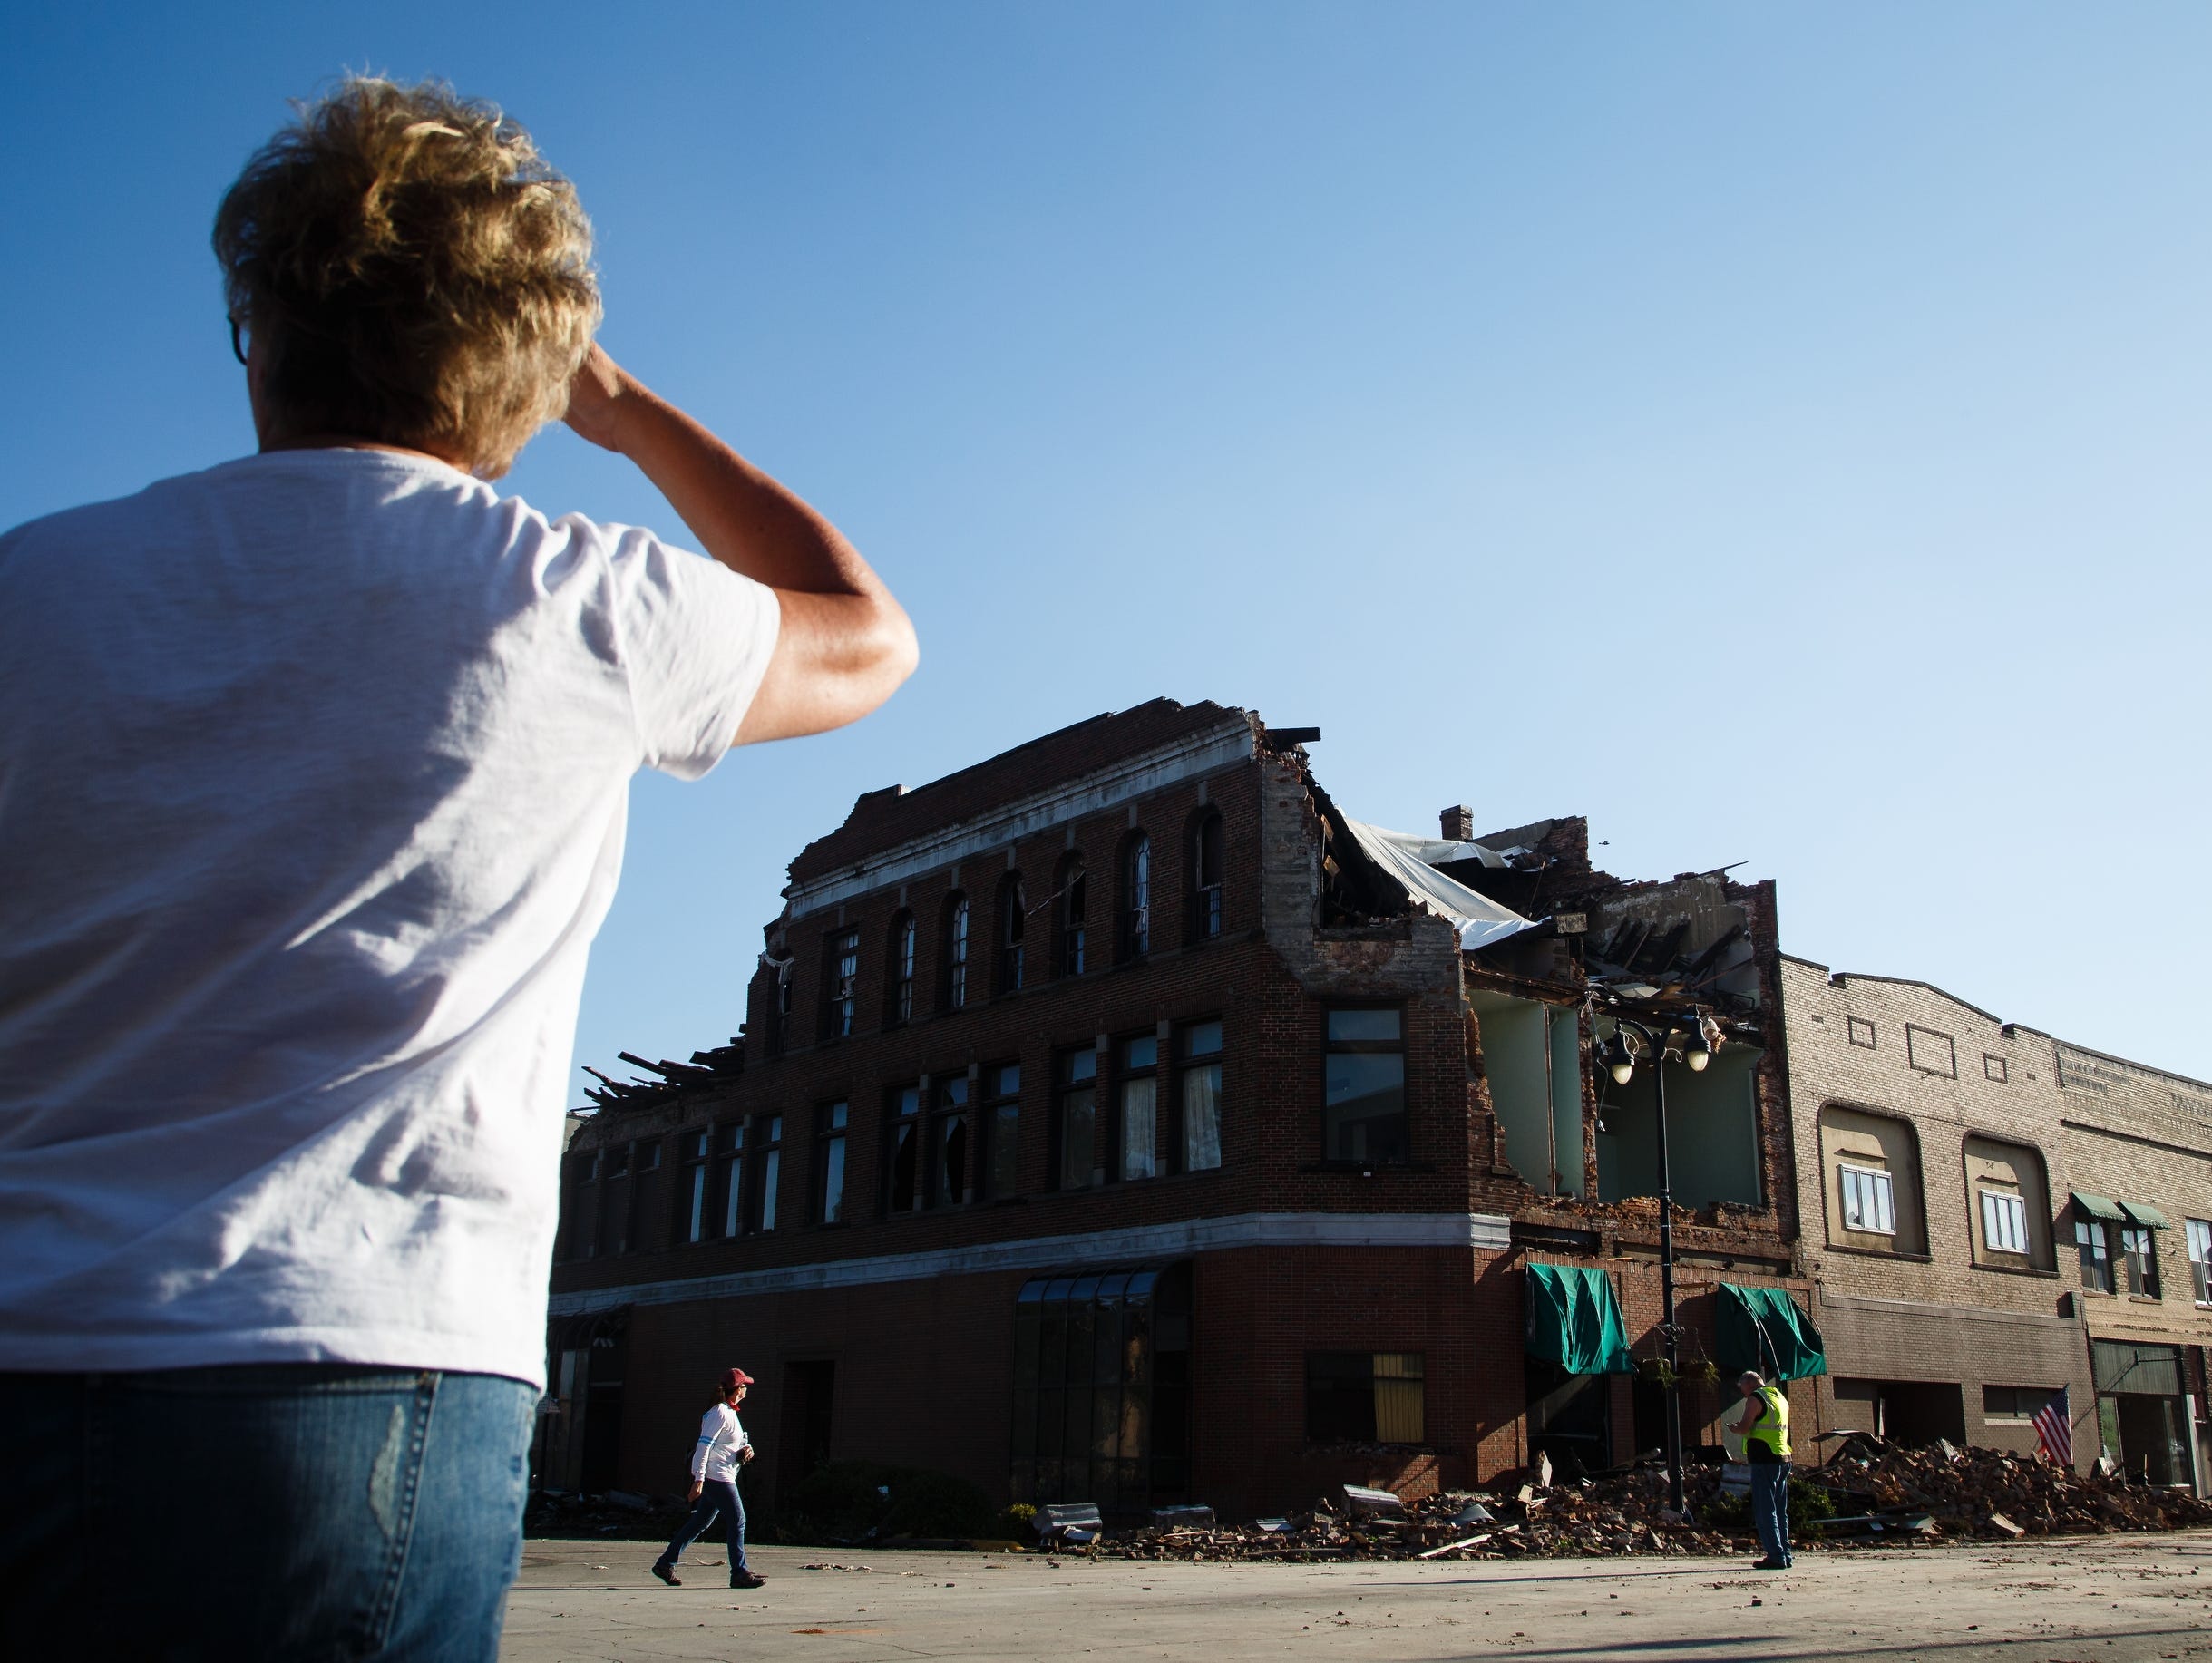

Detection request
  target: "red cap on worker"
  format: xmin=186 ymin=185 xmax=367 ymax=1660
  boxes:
xmin=720 ymin=1367 xmax=755 ymax=1392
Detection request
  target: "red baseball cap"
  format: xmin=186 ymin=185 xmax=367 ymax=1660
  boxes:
xmin=720 ymin=1367 xmax=755 ymax=1392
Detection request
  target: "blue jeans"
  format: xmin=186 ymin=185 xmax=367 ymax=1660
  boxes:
xmin=1749 ymin=1458 xmax=1792 ymax=1563
xmin=0 ymin=1364 xmax=536 ymax=1661
xmin=660 ymin=1476 xmax=749 ymax=1573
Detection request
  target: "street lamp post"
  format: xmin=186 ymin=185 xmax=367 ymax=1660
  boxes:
xmin=1603 ymin=1012 xmax=1716 ymax=1519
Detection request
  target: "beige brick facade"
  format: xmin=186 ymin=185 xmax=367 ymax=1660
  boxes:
xmin=1781 ymin=957 xmax=2212 ymax=1488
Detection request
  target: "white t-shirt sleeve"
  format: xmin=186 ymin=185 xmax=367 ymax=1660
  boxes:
xmin=597 ymin=524 xmax=781 ymax=780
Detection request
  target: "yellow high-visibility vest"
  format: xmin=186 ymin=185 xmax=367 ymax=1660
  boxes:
xmin=1744 ymin=1385 xmax=1791 ymax=1458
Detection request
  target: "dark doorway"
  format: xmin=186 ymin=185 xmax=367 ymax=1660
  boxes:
xmin=781 ymin=1360 xmax=837 ymax=1499
xmin=579 ymin=1331 xmax=627 ymax=1493
xmin=1525 ymin=1357 xmax=1612 ymax=1479
xmin=1832 ymin=1377 xmax=1964 ymax=1446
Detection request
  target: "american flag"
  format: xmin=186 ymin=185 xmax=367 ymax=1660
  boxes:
xmin=2032 ymin=1385 xmax=2073 ymax=1467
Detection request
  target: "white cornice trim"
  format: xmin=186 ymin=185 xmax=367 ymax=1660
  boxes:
xmin=782 ymin=715 xmax=1256 ymax=919
xmin=547 ymin=1209 xmax=1512 ymax=1316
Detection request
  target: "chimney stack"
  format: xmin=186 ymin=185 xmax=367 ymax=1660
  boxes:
xmin=1440 ymin=805 xmax=1475 ymax=842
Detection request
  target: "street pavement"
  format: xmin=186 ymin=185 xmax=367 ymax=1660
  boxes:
xmin=505 ymin=1528 xmax=2212 ymax=1662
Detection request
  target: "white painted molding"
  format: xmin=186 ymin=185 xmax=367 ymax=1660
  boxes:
xmin=547 ymin=1209 xmax=1513 ymax=1316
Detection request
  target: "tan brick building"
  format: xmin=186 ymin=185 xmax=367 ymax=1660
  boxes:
xmin=1781 ymin=958 xmax=2212 ymax=1490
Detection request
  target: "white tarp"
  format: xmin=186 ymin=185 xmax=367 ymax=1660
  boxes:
xmin=1339 ymin=816 xmax=1540 ymax=951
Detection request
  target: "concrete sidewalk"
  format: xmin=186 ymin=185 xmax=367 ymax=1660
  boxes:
xmin=506 ymin=1529 xmax=2212 ymax=1662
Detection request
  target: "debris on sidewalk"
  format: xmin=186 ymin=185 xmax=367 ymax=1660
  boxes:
xmin=1816 ymin=1435 xmax=2212 ymax=1538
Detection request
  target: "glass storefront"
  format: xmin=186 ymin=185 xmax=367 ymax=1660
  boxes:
xmin=2091 ymin=1339 xmax=2189 ymax=1486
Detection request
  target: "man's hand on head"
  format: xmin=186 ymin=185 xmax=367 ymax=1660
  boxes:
xmin=561 ymin=344 xmax=634 ymax=453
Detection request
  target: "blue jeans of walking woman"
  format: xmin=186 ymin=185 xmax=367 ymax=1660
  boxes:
xmin=1749 ymin=1459 xmax=1793 ymax=1565
xmin=659 ymin=1477 xmax=749 ymax=1575
xmin=0 ymin=1364 xmax=536 ymax=1661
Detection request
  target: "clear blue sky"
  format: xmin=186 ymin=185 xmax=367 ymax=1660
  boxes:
xmin=6 ymin=5 xmax=2207 ymax=1091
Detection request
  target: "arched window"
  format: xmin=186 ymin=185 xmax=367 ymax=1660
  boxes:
xmin=1187 ymin=811 xmax=1223 ymax=943
xmin=996 ymin=871 xmax=1027 ymax=995
xmin=885 ymin=910 xmax=917 ymax=1026
xmin=942 ymin=893 xmax=970 ymax=1012
xmin=1119 ymin=832 xmax=1150 ymax=961
xmin=1056 ymin=853 xmax=1087 ymax=977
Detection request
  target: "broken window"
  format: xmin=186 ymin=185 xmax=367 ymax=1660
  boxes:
xmin=887 ymin=1084 xmax=922 ymax=1213
xmin=1469 ymin=991 xmax=1583 ymax=1197
xmin=1056 ymin=1046 xmax=1098 ymax=1191
xmin=823 ymin=929 xmax=859 ymax=1040
xmin=1178 ymin=1020 xmax=1223 ymax=1173
xmin=1121 ymin=833 xmax=1150 ymax=960
xmin=717 ymin=1123 xmax=745 ymax=1237
xmin=997 ymin=873 xmax=1026 ymax=994
xmin=983 ymin=1063 xmax=1022 ymax=1198
xmin=931 ymin=1075 xmax=971 ymax=1206
xmin=1305 ymin=1352 xmax=1424 ymax=1444
xmin=1595 ymin=1026 xmax=1761 ymax=1211
xmin=774 ymin=956 xmax=794 ymax=1055
xmin=1840 ymin=1163 xmax=1895 ymax=1234
xmin=1187 ymin=812 xmax=1223 ymax=942
xmin=942 ymin=893 xmax=969 ymax=1012
xmin=681 ymin=1130 xmax=710 ymax=1243
xmin=817 ymin=1102 xmax=848 ymax=1225
xmin=1057 ymin=856 xmax=1086 ymax=977
xmin=2076 ymin=1218 xmax=2116 ymax=1294
xmin=1117 ymin=1034 xmax=1157 ymax=1182
xmin=755 ymin=1115 xmax=782 ymax=1232
xmin=887 ymin=911 xmax=916 ymax=1026
xmin=1324 ymin=1007 xmax=1408 ymax=1164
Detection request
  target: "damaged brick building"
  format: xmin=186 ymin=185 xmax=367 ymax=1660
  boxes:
xmin=542 ymin=699 xmax=1822 ymax=1521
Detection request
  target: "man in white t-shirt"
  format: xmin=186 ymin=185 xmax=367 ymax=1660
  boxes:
xmin=0 ymin=77 xmax=913 ymax=1660
xmin=654 ymin=1366 xmax=762 ymax=1588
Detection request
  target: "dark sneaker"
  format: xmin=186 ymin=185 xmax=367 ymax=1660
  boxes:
xmin=1750 ymin=1557 xmax=1785 ymax=1571
xmin=730 ymin=1570 xmax=767 ymax=1590
xmin=652 ymin=1561 xmax=681 ymax=1586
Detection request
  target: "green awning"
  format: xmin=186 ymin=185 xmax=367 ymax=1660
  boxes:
xmin=1718 ymin=1283 xmax=1827 ymax=1383
xmin=1525 ymin=1264 xmax=1634 ymax=1376
xmin=2119 ymin=1200 xmax=2172 ymax=1230
xmin=2071 ymin=1192 xmax=2127 ymax=1222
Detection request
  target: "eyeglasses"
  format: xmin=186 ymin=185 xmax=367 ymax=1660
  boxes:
xmin=229 ymin=315 xmax=248 ymax=366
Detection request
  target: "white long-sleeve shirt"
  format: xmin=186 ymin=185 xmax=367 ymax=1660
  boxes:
xmin=690 ymin=1402 xmax=752 ymax=1483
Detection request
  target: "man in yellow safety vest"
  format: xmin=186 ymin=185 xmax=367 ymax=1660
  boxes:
xmin=1730 ymin=1370 xmax=1793 ymax=1569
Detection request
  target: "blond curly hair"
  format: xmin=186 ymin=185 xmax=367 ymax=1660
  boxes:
xmin=214 ymin=77 xmax=599 ymax=477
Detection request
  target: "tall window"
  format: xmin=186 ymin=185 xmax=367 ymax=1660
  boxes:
xmin=818 ymin=1102 xmax=849 ymax=1224
xmin=755 ymin=1114 xmax=782 ymax=1232
xmin=1306 ymin=1352 xmax=1425 ymax=1444
xmin=1057 ymin=1046 xmax=1098 ymax=1191
xmin=1118 ymin=1033 xmax=1157 ymax=1182
xmin=2188 ymin=1218 xmax=2212 ymax=1307
xmin=682 ymin=1129 xmax=711 ymax=1243
xmin=1179 ymin=1020 xmax=1223 ymax=1172
xmin=599 ymin=1143 xmax=632 ymax=1256
xmin=887 ymin=1084 xmax=922 ymax=1213
xmin=1981 ymin=1187 xmax=2029 ymax=1256
xmin=2119 ymin=1225 xmax=2159 ymax=1297
xmin=1187 ymin=812 xmax=1223 ymax=943
xmin=1839 ymin=1163 xmax=1896 ymax=1234
xmin=931 ymin=1075 xmax=972 ymax=1206
xmin=2076 ymin=1216 xmax=2115 ymax=1294
xmin=774 ymin=956 xmax=794 ymax=1055
xmin=717 ymin=1123 xmax=745 ymax=1237
xmin=1323 ymin=1007 xmax=1408 ymax=1163
xmin=565 ymin=1148 xmax=599 ymax=1259
xmin=887 ymin=912 xmax=916 ymax=1027
xmin=983 ymin=1063 xmax=1022 ymax=1198
xmin=1121 ymin=833 xmax=1150 ymax=960
xmin=823 ymin=929 xmax=859 ymax=1040
xmin=943 ymin=894 xmax=970 ymax=1012
xmin=1057 ymin=856 xmax=1087 ymax=977
xmin=997 ymin=873 xmax=1027 ymax=994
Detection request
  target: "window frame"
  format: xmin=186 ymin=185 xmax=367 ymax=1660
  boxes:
xmin=2076 ymin=1215 xmax=2116 ymax=1295
xmin=885 ymin=1082 xmax=924 ymax=1214
xmin=1116 ymin=1031 xmax=1159 ymax=1182
xmin=942 ymin=892 xmax=970 ymax=1013
xmin=982 ymin=1062 xmax=1023 ymax=1200
xmin=754 ymin=1114 xmax=783 ymax=1233
xmin=1979 ymin=1185 xmax=2030 ymax=1257
xmin=1322 ymin=1004 xmax=1410 ymax=1166
xmin=1055 ymin=1045 xmax=1100 ymax=1191
xmin=823 ymin=927 xmax=860 ymax=1041
xmin=997 ymin=872 xmax=1027 ymax=996
xmin=1177 ymin=1018 xmax=1224 ymax=1174
xmin=2188 ymin=1218 xmax=2212 ymax=1308
xmin=817 ymin=1101 xmax=850 ymax=1225
xmin=1187 ymin=811 xmax=1224 ymax=944
xmin=680 ymin=1127 xmax=712 ymax=1244
xmin=1837 ymin=1162 xmax=1896 ymax=1236
xmin=1120 ymin=832 xmax=1151 ymax=961
xmin=2119 ymin=1224 xmax=2159 ymax=1298
xmin=1057 ymin=854 xmax=1087 ymax=978
xmin=887 ymin=911 xmax=916 ymax=1028
xmin=1303 ymin=1350 xmax=1427 ymax=1445
xmin=928 ymin=1073 xmax=974 ymax=1208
